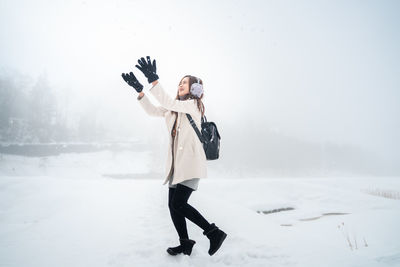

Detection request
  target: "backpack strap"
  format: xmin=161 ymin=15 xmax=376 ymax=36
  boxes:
xmin=186 ymin=114 xmax=208 ymax=144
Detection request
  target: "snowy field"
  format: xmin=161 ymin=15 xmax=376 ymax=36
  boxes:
xmin=0 ymin=152 xmax=399 ymax=267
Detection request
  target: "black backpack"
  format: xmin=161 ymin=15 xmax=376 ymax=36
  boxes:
xmin=186 ymin=114 xmax=221 ymax=160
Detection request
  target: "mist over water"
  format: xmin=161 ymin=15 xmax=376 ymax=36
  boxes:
xmin=1 ymin=0 xmax=399 ymax=177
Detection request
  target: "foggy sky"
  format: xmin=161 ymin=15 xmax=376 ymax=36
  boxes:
xmin=1 ymin=0 xmax=399 ymax=170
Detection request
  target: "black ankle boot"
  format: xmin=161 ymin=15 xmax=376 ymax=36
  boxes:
xmin=203 ymin=223 xmax=227 ymax=256
xmin=166 ymin=238 xmax=196 ymax=256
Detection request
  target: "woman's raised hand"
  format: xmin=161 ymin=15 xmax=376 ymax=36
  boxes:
xmin=122 ymin=72 xmax=143 ymax=93
xmin=121 ymin=72 xmax=144 ymax=93
xmin=135 ymin=56 xmax=159 ymax=84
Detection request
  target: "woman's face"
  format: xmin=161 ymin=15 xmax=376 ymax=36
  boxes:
xmin=178 ymin=77 xmax=190 ymax=96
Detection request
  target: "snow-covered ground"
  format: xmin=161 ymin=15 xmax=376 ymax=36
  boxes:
xmin=0 ymin=152 xmax=399 ymax=267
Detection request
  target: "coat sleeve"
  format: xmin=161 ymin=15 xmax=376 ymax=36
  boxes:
xmin=149 ymin=82 xmax=199 ymax=116
xmin=137 ymin=92 xmax=168 ymax=117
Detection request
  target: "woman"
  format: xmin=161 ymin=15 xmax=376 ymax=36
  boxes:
xmin=121 ymin=56 xmax=227 ymax=256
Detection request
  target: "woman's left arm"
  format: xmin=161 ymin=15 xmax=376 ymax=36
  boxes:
xmin=149 ymin=80 xmax=198 ymax=116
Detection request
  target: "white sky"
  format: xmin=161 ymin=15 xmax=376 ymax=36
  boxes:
xmin=1 ymin=0 xmax=399 ymax=164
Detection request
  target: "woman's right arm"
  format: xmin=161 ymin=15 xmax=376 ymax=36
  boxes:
xmin=137 ymin=92 xmax=168 ymax=117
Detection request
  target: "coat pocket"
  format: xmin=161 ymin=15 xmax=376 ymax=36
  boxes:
xmin=190 ymin=143 xmax=196 ymax=154
xmin=179 ymin=143 xmax=196 ymax=156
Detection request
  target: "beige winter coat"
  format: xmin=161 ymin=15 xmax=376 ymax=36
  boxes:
xmin=137 ymin=81 xmax=207 ymax=185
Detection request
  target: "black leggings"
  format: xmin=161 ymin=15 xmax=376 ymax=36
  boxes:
xmin=168 ymin=184 xmax=211 ymax=239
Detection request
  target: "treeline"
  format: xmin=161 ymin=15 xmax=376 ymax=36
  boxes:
xmin=0 ymin=71 xmax=106 ymax=143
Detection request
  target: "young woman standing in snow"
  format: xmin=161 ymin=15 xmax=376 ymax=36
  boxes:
xmin=121 ymin=56 xmax=227 ymax=256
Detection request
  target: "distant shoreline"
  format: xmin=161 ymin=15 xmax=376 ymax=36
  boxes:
xmin=0 ymin=142 xmax=147 ymax=157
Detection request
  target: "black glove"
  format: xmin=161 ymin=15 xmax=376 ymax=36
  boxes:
xmin=135 ymin=56 xmax=159 ymax=84
xmin=121 ymin=72 xmax=143 ymax=93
